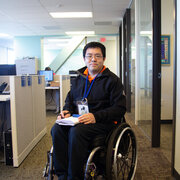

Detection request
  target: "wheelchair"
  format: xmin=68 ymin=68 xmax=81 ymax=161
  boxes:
xmin=43 ymin=121 xmax=137 ymax=180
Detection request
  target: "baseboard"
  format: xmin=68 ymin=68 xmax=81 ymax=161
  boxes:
xmin=138 ymin=119 xmax=173 ymax=125
xmin=173 ymin=168 xmax=180 ymax=179
xmin=160 ymin=119 xmax=173 ymax=124
xmin=137 ymin=119 xmax=173 ymax=125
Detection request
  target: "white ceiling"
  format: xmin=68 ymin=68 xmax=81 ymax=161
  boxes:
xmin=0 ymin=0 xmax=131 ymax=37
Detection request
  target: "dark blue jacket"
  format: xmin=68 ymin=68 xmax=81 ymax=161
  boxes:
xmin=63 ymin=67 xmax=126 ymax=124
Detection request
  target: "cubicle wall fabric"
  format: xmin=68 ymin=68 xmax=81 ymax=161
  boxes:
xmin=9 ymin=75 xmax=46 ymax=167
xmin=60 ymin=75 xmax=70 ymax=112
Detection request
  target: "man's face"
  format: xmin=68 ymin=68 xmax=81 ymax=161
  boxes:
xmin=84 ymin=47 xmax=105 ymax=76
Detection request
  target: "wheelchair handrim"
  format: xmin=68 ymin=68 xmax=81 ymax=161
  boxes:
xmin=113 ymin=127 xmax=137 ymax=180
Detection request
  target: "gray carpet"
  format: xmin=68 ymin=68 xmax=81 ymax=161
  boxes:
xmin=0 ymin=111 xmax=174 ymax=180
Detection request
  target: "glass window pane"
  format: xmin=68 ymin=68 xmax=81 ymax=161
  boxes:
xmin=137 ymin=0 xmax=153 ymax=139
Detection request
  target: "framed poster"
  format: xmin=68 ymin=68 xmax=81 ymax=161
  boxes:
xmin=161 ymin=35 xmax=170 ymax=65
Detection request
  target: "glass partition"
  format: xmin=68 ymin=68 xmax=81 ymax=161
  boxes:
xmin=137 ymin=0 xmax=153 ymax=138
xmin=56 ymin=41 xmax=85 ymax=75
xmin=42 ymin=37 xmax=85 ymax=73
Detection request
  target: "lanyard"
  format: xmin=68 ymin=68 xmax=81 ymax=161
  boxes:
xmin=83 ymin=74 xmax=97 ymax=100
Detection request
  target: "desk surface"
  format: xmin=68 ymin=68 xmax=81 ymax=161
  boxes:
xmin=45 ymin=86 xmax=60 ymax=90
xmin=0 ymin=95 xmax=10 ymax=101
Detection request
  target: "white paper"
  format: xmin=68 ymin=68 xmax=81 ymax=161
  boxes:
xmin=56 ymin=116 xmax=80 ymax=126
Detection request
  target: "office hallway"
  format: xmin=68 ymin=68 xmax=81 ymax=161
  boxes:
xmin=125 ymin=113 xmax=173 ymax=180
xmin=0 ymin=111 xmax=174 ymax=180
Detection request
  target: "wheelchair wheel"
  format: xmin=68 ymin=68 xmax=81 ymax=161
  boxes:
xmin=84 ymin=146 xmax=106 ymax=180
xmin=43 ymin=147 xmax=54 ymax=180
xmin=106 ymin=123 xmax=137 ymax=180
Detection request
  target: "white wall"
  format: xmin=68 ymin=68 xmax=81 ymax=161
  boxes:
xmin=161 ymin=0 xmax=174 ymax=120
xmin=103 ymin=39 xmax=117 ymax=75
xmin=175 ymin=0 xmax=180 ymax=175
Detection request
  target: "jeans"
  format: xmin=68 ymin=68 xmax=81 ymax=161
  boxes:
xmin=51 ymin=123 xmax=114 ymax=180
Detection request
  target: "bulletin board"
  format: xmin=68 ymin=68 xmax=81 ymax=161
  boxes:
xmin=161 ymin=35 xmax=170 ymax=65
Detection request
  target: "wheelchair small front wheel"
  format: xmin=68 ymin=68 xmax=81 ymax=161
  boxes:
xmin=84 ymin=146 xmax=106 ymax=180
xmin=43 ymin=147 xmax=54 ymax=180
xmin=106 ymin=123 xmax=137 ymax=180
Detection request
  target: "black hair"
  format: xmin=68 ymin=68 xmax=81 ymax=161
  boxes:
xmin=83 ymin=42 xmax=106 ymax=58
xmin=45 ymin=67 xmax=51 ymax=71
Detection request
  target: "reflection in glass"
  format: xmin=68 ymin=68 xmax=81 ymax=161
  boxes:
xmin=129 ymin=0 xmax=136 ymax=122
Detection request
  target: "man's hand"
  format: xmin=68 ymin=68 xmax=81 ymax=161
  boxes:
xmin=78 ymin=113 xmax=96 ymax=124
xmin=57 ymin=110 xmax=71 ymax=119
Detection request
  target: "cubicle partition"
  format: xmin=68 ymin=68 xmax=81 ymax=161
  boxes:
xmin=0 ymin=75 xmax=46 ymax=167
xmin=45 ymin=75 xmax=70 ymax=112
xmin=60 ymin=75 xmax=70 ymax=112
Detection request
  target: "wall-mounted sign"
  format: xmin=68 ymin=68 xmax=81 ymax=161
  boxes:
xmin=161 ymin=35 xmax=170 ymax=65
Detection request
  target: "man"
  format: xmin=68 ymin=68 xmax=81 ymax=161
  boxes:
xmin=51 ymin=42 xmax=126 ymax=180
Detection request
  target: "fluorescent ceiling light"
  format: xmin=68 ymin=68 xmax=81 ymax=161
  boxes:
xmin=65 ymin=31 xmax=95 ymax=35
xmin=50 ymin=12 xmax=92 ymax=18
xmin=47 ymin=38 xmax=71 ymax=42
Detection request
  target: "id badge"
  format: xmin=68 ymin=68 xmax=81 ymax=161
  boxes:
xmin=77 ymin=98 xmax=89 ymax=115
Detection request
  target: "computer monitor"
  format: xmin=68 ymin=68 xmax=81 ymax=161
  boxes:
xmin=38 ymin=70 xmax=54 ymax=82
xmin=0 ymin=64 xmax=16 ymax=75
